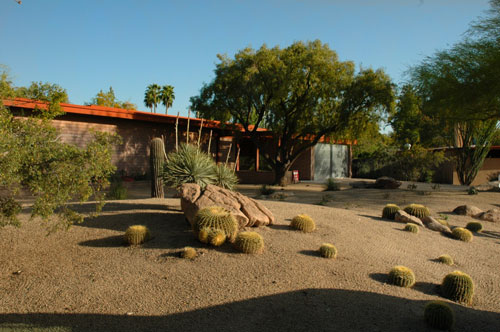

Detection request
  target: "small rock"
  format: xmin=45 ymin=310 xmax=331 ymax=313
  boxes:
xmin=452 ymin=205 xmax=483 ymax=217
xmin=12 ymin=270 xmax=22 ymax=275
xmin=395 ymin=210 xmax=424 ymax=227
xmin=373 ymin=177 xmax=401 ymax=189
xmin=476 ymin=209 xmax=500 ymax=222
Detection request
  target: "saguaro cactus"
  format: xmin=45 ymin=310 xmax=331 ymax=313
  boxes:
xmin=150 ymin=137 xmax=166 ymax=198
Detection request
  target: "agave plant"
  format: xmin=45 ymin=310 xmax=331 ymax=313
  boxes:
xmin=214 ymin=164 xmax=239 ymax=190
xmin=163 ymin=144 xmax=217 ymax=189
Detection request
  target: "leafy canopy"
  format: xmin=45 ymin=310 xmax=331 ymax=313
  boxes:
xmin=87 ymin=86 xmax=137 ymax=110
xmin=191 ymin=40 xmax=395 ymax=184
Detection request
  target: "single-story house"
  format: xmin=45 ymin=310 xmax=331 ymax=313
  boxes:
xmin=4 ymin=98 xmax=353 ymax=184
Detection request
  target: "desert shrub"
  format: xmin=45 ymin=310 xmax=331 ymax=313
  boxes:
xmin=181 ymin=247 xmax=197 ymax=259
xmin=388 ymin=265 xmax=415 ymax=288
xmin=193 ymin=206 xmax=238 ymax=243
xmin=324 ymin=178 xmax=340 ymax=191
xmin=234 ymin=231 xmax=264 ymax=254
xmin=467 ymin=186 xmax=478 ymax=195
xmin=424 ymin=300 xmax=455 ymax=330
xmin=124 ymin=225 xmax=151 ymax=245
xmin=0 ymin=197 xmax=22 ymax=227
xmin=214 ymin=164 xmax=238 ymax=190
xmin=441 ymin=271 xmax=474 ymax=304
xmin=404 ymin=223 xmax=419 ymax=233
xmin=404 ymin=204 xmax=430 ymax=218
xmin=319 ymin=243 xmax=337 ymax=258
xmin=259 ymin=184 xmax=275 ymax=196
xmin=107 ymin=175 xmax=128 ymax=200
xmin=465 ymin=222 xmax=483 ymax=233
xmin=290 ymin=214 xmax=316 ymax=233
xmin=452 ymin=227 xmax=473 ymax=242
xmin=437 ymin=254 xmax=454 ymax=266
xmin=382 ymin=204 xmax=400 ymax=220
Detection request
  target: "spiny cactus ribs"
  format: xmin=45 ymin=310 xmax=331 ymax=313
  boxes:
xmin=382 ymin=204 xmax=401 ymax=220
xmin=319 ymin=243 xmax=337 ymax=259
xmin=181 ymin=247 xmax=197 ymax=259
xmin=437 ymin=254 xmax=454 ymax=266
xmin=441 ymin=271 xmax=474 ymax=304
xmin=124 ymin=225 xmax=151 ymax=245
xmin=150 ymin=138 xmax=166 ymax=198
xmin=424 ymin=300 xmax=455 ymax=330
xmin=234 ymin=231 xmax=264 ymax=254
xmin=452 ymin=227 xmax=473 ymax=242
xmin=465 ymin=222 xmax=483 ymax=233
xmin=290 ymin=214 xmax=316 ymax=233
xmin=404 ymin=204 xmax=430 ymax=218
xmin=193 ymin=206 xmax=238 ymax=243
xmin=404 ymin=223 xmax=419 ymax=233
xmin=388 ymin=265 xmax=415 ymax=288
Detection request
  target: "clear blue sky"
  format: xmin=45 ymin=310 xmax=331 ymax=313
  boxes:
xmin=0 ymin=0 xmax=492 ymax=116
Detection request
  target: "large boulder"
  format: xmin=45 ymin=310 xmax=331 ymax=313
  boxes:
xmin=395 ymin=210 xmax=424 ymax=227
xmin=420 ymin=216 xmax=452 ymax=234
xmin=453 ymin=205 xmax=483 ymax=217
xmin=476 ymin=209 xmax=500 ymax=222
xmin=179 ymin=184 xmax=275 ymax=228
xmin=374 ymin=177 xmax=401 ymax=189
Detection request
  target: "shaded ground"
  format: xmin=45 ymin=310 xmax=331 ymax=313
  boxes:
xmin=1 ymin=180 xmax=499 ymax=331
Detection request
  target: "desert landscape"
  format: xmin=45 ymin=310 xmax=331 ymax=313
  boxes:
xmin=1 ymin=180 xmax=499 ymax=332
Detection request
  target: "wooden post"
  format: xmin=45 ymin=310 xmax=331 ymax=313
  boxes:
xmin=225 ymin=143 xmax=232 ymax=166
xmin=175 ymin=112 xmax=179 ymax=151
xmin=235 ymin=146 xmax=240 ymax=171
xmin=186 ymin=109 xmax=191 ymax=145
xmin=207 ymin=130 xmax=213 ymax=155
xmin=197 ymin=118 xmax=204 ymax=148
xmin=255 ymin=147 xmax=260 ymax=171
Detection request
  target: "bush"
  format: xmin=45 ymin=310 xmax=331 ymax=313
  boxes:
xmin=290 ymin=214 xmax=316 ymax=233
xmin=452 ymin=227 xmax=473 ymax=242
xmin=319 ymin=243 xmax=337 ymax=258
xmin=234 ymin=231 xmax=264 ymax=254
xmin=424 ymin=300 xmax=455 ymax=330
xmin=214 ymin=164 xmax=238 ymax=190
xmin=124 ymin=225 xmax=151 ymax=245
xmin=0 ymin=197 xmax=22 ymax=227
xmin=107 ymin=176 xmax=128 ymax=200
xmin=466 ymin=222 xmax=483 ymax=233
xmin=324 ymin=178 xmax=340 ymax=191
xmin=388 ymin=265 xmax=415 ymax=288
xmin=467 ymin=186 xmax=478 ymax=195
xmin=441 ymin=271 xmax=474 ymax=304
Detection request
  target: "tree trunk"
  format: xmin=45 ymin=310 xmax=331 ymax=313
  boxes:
xmin=274 ymin=165 xmax=288 ymax=186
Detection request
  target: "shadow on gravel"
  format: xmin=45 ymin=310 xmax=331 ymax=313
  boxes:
xmin=3 ymin=289 xmax=498 ymax=332
xmin=368 ymin=273 xmax=387 ymax=284
xmin=413 ymin=282 xmax=439 ymax=296
xmin=476 ymin=230 xmax=500 ymax=240
xmin=298 ymin=249 xmax=319 ymax=257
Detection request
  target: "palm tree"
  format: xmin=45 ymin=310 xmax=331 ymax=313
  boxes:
xmin=144 ymin=84 xmax=161 ymax=113
xmin=160 ymin=85 xmax=175 ymax=115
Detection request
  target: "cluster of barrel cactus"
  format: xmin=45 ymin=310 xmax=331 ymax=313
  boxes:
xmin=193 ymin=206 xmax=238 ymax=245
xmin=124 ymin=225 xmax=151 ymax=245
xmin=388 ymin=266 xmax=416 ymax=288
xmin=290 ymin=214 xmax=316 ymax=233
xmin=382 ymin=204 xmax=401 ymax=220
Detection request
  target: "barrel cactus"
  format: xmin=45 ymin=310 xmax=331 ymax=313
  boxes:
xmin=208 ymin=229 xmax=226 ymax=247
xmin=193 ymin=206 xmax=238 ymax=242
xmin=150 ymin=137 xmax=166 ymax=198
xmin=452 ymin=227 xmax=473 ymax=242
xmin=404 ymin=223 xmax=419 ymax=233
xmin=441 ymin=271 xmax=474 ymax=304
xmin=437 ymin=254 xmax=454 ymax=266
xmin=290 ymin=214 xmax=316 ymax=233
xmin=404 ymin=204 xmax=430 ymax=218
xmin=388 ymin=265 xmax=415 ymax=288
xmin=181 ymin=247 xmax=197 ymax=259
xmin=465 ymin=222 xmax=483 ymax=233
xmin=424 ymin=300 xmax=455 ymax=330
xmin=124 ymin=225 xmax=151 ymax=245
xmin=319 ymin=243 xmax=337 ymax=259
xmin=234 ymin=231 xmax=264 ymax=254
xmin=382 ymin=204 xmax=401 ymax=220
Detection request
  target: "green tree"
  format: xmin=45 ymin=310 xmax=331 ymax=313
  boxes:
xmin=160 ymin=85 xmax=175 ymax=115
xmin=191 ymin=40 xmax=395 ymax=185
xmin=144 ymin=84 xmax=161 ymax=113
xmin=16 ymin=81 xmax=68 ymax=114
xmin=0 ymin=71 xmax=120 ymax=231
xmin=410 ymin=0 xmax=500 ymax=185
xmin=87 ymin=86 xmax=137 ymax=110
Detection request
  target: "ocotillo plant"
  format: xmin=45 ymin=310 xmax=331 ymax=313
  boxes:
xmin=150 ymin=137 xmax=166 ymax=198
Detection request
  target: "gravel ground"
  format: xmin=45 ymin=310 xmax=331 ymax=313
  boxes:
xmin=1 ymin=182 xmax=499 ymax=331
